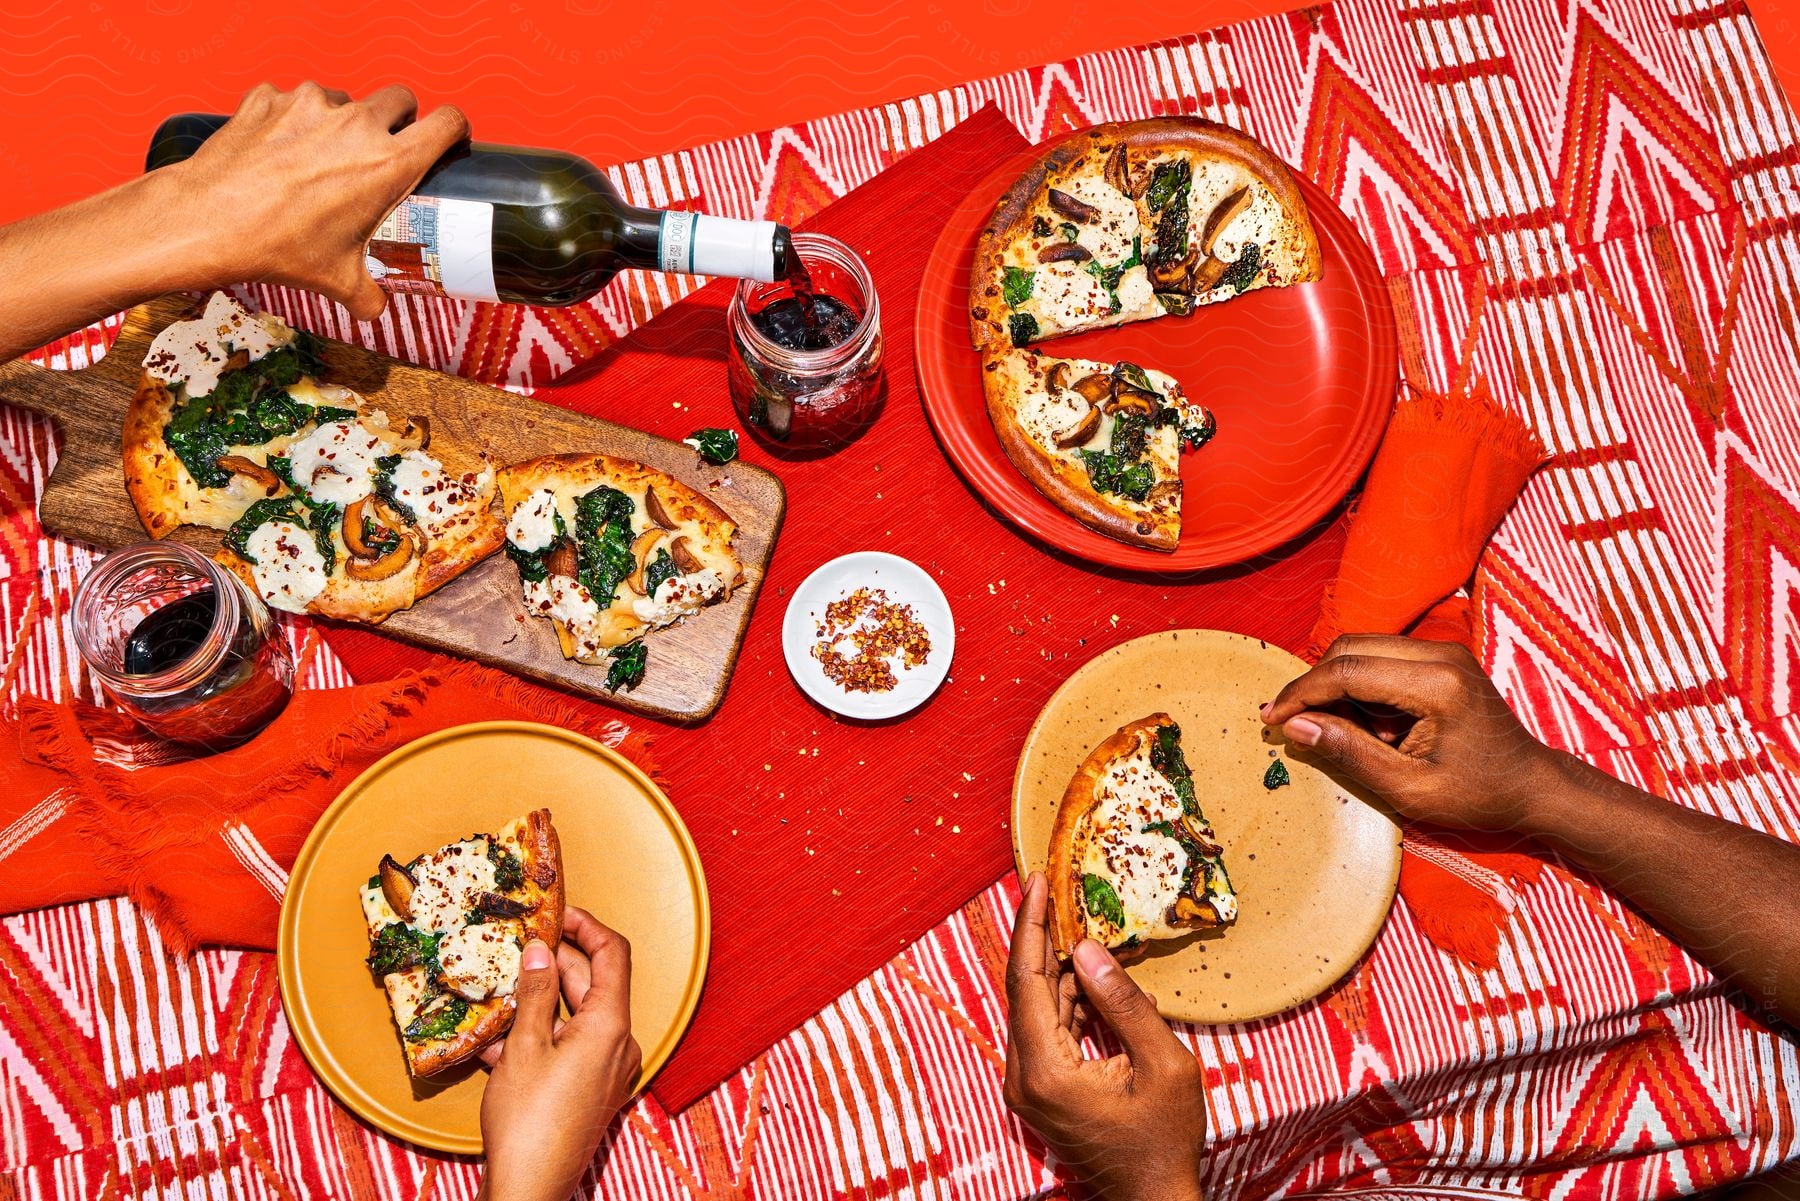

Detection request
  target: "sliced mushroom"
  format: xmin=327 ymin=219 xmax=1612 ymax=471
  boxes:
xmin=1053 ymin=404 xmax=1102 ymax=449
xmin=1147 ymin=479 xmax=1183 ymax=510
xmin=1200 ymin=186 xmax=1251 ymax=257
xmin=625 ymin=528 xmax=668 ymax=596
xmin=1149 ymin=248 xmax=1199 ymax=292
xmin=344 ymin=532 xmax=416 ymax=581
xmin=1191 ymin=255 xmax=1231 ymax=293
xmin=1046 ymin=187 xmax=1100 ymax=224
xmin=1173 ymin=895 xmax=1215 ymax=922
xmin=378 ymin=855 xmax=416 ymax=921
xmin=1070 ymin=373 xmax=1114 ymax=403
xmin=395 ymin=415 xmax=431 ymax=452
xmin=1104 ymin=142 xmax=1130 ymax=194
xmin=1181 ymin=811 xmax=1221 ymax=852
xmin=223 ymin=348 xmax=250 ymax=373
xmin=1106 ymin=386 xmax=1161 ymax=416
xmin=1035 ymin=242 xmax=1092 ymax=264
xmin=643 ymin=486 xmax=679 ymax=530
xmin=669 ymin=535 xmax=704 ymax=574
xmin=472 ymin=891 xmax=528 ymax=919
xmin=545 ymin=539 xmax=578 ymax=579
xmin=215 ymin=455 xmax=283 ymax=497
xmin=341 ymin=495 xmax=398 ymax=560
xmin=1044 ymin=361 xmax=1071 ymax=392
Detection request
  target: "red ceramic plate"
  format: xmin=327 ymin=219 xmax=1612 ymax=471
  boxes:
xmin=915 ymin=138 xmax=1398 ymax=572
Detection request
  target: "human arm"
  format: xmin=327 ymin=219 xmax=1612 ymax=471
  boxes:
xmin=0 ymin=82 xmax=468 ymax=362
xmin=477 ymin=907 xmax=642 ymax=1201
xmin=1264 ymin=634 xmax=1800 ymax=1029
xmin=1003 ymin=871 xmax=1209 ymax=1201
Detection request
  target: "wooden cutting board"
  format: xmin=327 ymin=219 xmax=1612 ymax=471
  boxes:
xmin=0 ymin=295 xmax=785 ymax=723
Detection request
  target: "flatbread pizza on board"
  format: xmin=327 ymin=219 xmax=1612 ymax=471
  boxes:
xmin=1048 ymin=714 xmax=1238 ymax=957
xmin=498 ymin=453 xmax=744 ymax=692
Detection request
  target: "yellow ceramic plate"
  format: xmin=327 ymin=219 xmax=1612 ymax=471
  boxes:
xmin=278 ymin=721 xmax=710 ymax=1153
xmin=1012 ymin=630 xmax=1400 ymax=1024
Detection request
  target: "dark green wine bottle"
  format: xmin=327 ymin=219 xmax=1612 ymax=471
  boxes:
xmin=146 ymin=113 xmax=794 ymax=306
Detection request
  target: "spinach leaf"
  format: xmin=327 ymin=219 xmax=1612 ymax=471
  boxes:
xmin=1058 ymin=221 xmax=1080 ymax=243
xmin=1076 ymin=450 xmax=1156 ymax=502
xmin=265 ymin=455 xmax=297 ymax=491
xmin=606 ymin=641 xmax=648 ymax=693
xmin=1031 ymin=215 xmax=1051 ymax=238
xmin=574 ymin=486 xmax=637 ymax=605
xmin=1218 ymin=243 xmax=1262 ymax=293
xmin=685 ymin=428 xmax=739 ymax=465
xmin=1263 ymin=760 xmax=1290 ymax=790
xmin=1007 ymin=312 xmax=1039 ymax=347
xmin=1115 ymin=361 xmax=1156 ymax=395
xmin=644 ymin=548 xmax=679 ymax=598
xmin=1081 ymin=873 xmax=1126 ymax=930
xmin=311 ymin=405 xmax=358 ymax=424
xmin=504 ymin=542 xmax=549 ymax=583
xmin=1150 ymin=723 xmax=1199 ymax=816
xmin=1109 ymin=411 xmax=1149 ymax=460
xmin=1001 ymin=266 xmax=1035 ymax=307
xmin=305 ymin=501 xmax=340 ymax=573
xmin=487 ymin=841 xmax=525 ymax=892
xmin=1144 ymin=159 xmax=1191 ymax=212
xmin=224 ymin=498 xmax=305 ymax=563
xmin=366 ymin=923 xmax=442 ymax=977
xmin=1086 ymin=235 xmax=1143 ymax=294
xmin=404 ymin=995 xmax=469 ymax=1043
xmin=1179 ymin=408 xmax=1217 ymax=451
xmin=372 ymin=454 xmax=413 ymax=523
xmin=161 ymin=332 xmax=336 ymax=487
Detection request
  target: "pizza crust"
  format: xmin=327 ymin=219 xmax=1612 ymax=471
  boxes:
xmin=1047 ymin=715 xmax=1168 ymax=957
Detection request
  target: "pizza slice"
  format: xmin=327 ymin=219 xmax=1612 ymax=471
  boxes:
xmin=1048 ymin=715 xmax=1237 ymax=957
xmin=358 ymin=810 xmax=564 ymax=1077
xmin=983 ymin=347 xmax=1213 ymax=551
xmin=970 ymin=118 xmax=1321 ymax=351
xmin=498 ymin=453 xmax=744 ymax=690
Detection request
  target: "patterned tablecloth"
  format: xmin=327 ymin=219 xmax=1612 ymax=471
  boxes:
xmin=6 ymin=0 xmax=1800 ymax=1195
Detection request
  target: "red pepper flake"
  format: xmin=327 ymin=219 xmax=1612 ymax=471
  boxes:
xmin=811 ymin=587 xmax=931 ymax=694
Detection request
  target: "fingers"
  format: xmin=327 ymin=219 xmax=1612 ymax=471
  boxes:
xmin=1263 ymin=654 xmax=1462 ymax=727
xmin=557 ymin=940 xmax=593 ymax=1012
xmin=567 ymin=915 xmax=632 ymax=1032
xmin=504 ymin=939 xmax=561 ymax=1058
xmin=1069 ymin=940 xmax=1188 ymax=1073
xmin=396 ymin=104 xmax=471 ymax=172
xmin=1314 ymin=634 xmax=1469 ymax=666
xmin=361 ymin=84 xmax=419 ymax=131
xmin=334 ymin=265 xmax=388 ymax=323
xmin=1280 ymin=709 xmax=1417 ymax=796
xmin=1004 ymin=873 xmax=1065 ymax=1062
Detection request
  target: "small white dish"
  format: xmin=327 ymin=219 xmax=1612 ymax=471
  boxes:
xmin=782 ymin=551 xmax=955 ymax=720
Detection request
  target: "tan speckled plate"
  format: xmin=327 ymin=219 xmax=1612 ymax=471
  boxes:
xmin=1012 ymin=630 xmax=1401 ymax=1024
xmin=278 ymin=721 xmax=709 ymax=1154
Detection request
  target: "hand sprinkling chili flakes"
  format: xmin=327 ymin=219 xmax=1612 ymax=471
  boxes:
xmin=811 ymin=587 xmax=932 ymax=694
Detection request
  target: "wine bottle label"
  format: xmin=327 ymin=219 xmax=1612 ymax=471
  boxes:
xmin=657 ymin=212 xmax=780 ymax=282
xmin=365 ymin=196 xmax=498 ymax=302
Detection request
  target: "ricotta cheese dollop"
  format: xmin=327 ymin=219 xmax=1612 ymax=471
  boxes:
xmin=631 ymin=568 xmax=725 ymax=628
xmin=387 ymin=450 xmax=489 ymax=534
xmin=284 ymin=419 xmax=385 ymax=505
xmin=436 ymin=923 xmax=524 ymax=1001
xmin=245 ymin=520 xmax=328 ymax=613
xmin=506 ymin=488 xmax=561 ymax=552
xmin=142 ymin=292 xmax=296 ymax=399
xmin=407 ymin=840 xmax=501 ymax=935
xmin=1016 ymin=389 xmax=1096 ymax=452
xmin=1060 ymin=176 xmax=1141 ymax=264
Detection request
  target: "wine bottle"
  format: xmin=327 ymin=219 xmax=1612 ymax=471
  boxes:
xmin=146 ymin=113 xmax=795 ymax=307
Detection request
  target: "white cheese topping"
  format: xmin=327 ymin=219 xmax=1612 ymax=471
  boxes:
xmin=245 ymin=520 xmax=327 ymax=613
xmin=388 ymin=451 xmax=487 ymax=534
xmin=407 ymin=840 xmax=500 ymax=935
xmin=1033 ymin=262 xmax=1119 ymax=328
xmin=284 ymin=419 xmax=385 ymax=505
xmin=506 ymin=488 xmax=561 ymax=552
xmin=631 ymin=568 xmax=725 ymax=627
xmin=1207 ymin=183 xmax=1282 ymax=268
xmin=523 ymin=573 xmax=602 ymax=627
xmin=1017 ymin=389 xmax=1095 ymax=452
xmin=1077 ymin=747 xmax=1191 ymax=942
xmin=1114 ymin=265 xmax=1156 ymax=313
xmin=142 ymin=291 xmax=296 ymax=398
xmin=437 ymin=923 xmax=524 ymax=1001
xmin=1060 ymin=176 xmax=1141 ymax=264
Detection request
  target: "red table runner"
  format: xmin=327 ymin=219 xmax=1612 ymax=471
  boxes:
xmin=329 ymin=103 xmax=1354 ymax=1111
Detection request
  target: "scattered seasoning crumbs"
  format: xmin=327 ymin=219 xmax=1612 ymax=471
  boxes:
xmin=812 ymin=587 xmax=931 ymax=694
xmin=1264 ymin=760 xmax=1291 ymax=790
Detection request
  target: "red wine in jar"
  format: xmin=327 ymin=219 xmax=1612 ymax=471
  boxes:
xmin=123 ymin=590 xmax=218 ymax=675
xmin=750 ymin=260 xmax=860 ymax=350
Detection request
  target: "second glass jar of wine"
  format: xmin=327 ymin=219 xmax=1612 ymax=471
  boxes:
xmin=727 ymin=233 xmax=883 ymax=453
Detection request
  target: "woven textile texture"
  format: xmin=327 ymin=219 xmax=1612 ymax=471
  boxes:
xmin=4 ymin=0 xmax=1800 ymax=1196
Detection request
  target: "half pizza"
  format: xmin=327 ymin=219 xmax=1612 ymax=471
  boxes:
xmin=358 ymin=810 xmax=564 ymax=1076
xmin=1048 ymin=714 xmax=1238 ymax=956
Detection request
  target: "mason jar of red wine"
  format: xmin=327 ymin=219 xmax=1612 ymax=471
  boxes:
xmin=727 ymin=233 xmax=883 ymax=452
xmin=146 ymin=113 xmax=796 ymax=304
xmin=72 ymin=543 xmax=295 ymax=749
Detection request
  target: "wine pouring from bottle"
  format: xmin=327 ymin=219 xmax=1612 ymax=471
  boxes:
xmin=147 ymin=113 xmax=797 ymax=307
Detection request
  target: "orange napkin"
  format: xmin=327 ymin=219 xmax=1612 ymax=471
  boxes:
xmin=1307 ymin=380 xmax=1548 ymax=969
xmin=0 ymin=640 xmax=653 ymax=953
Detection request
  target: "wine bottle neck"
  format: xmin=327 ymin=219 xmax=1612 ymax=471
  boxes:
xmin=619 ymin=208 xmax=787 ymax=282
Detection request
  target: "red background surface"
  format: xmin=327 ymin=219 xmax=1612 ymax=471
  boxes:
xmin=4 ymin=0 xmax=1799 ymax=226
